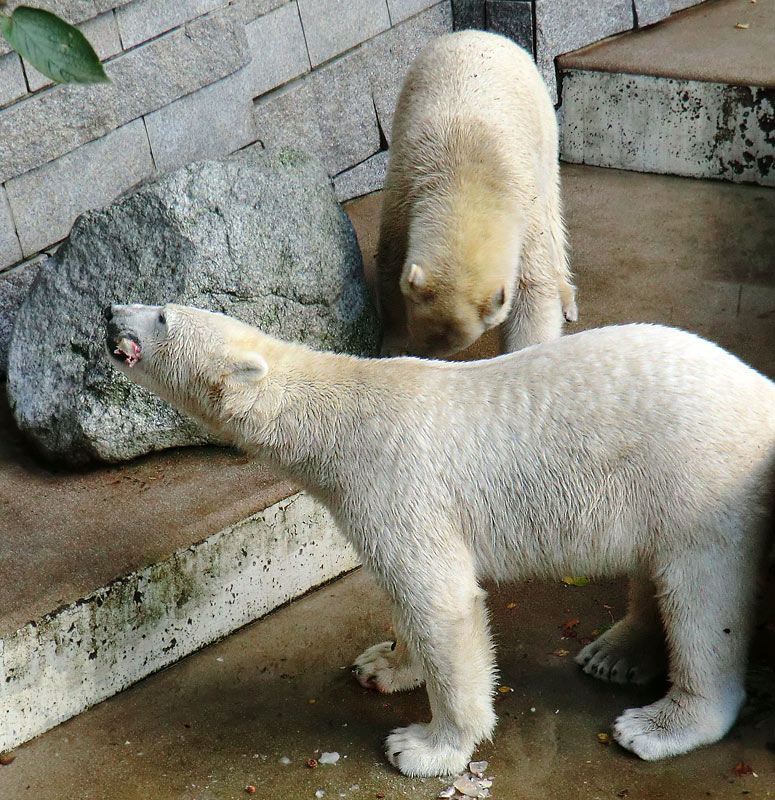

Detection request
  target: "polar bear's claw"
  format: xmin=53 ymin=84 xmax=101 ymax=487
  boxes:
xmin=352 ymin=641 xmax=424 ymax=693
xmin=385 ymin=723 xmax=471 ymax=777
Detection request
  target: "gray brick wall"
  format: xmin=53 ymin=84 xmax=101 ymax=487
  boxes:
xmin=245 ymin=2 xmax=310 ymax=98
xmin=297 ymin=0 xmax=391 ymax=66
xmin=0 ymin=0 xmax=454 ymax=286
xmin=0 ymin=0 xmax=709 ymax=313
xmin=0 ymin=189 xmax=22 ymax=268
xmin=5 ymin=119 xmax=155 ymax=256
xmin=0 ymin=52 xmax=26 ymax=108
xmin=144 ymin=70 xmax=256 ymax=173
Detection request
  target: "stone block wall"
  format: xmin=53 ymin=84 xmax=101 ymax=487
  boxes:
xmin=0 ymin=0 xmax=711 ymax=372
xmin=0 ymin=0 xmax=451 ymax=371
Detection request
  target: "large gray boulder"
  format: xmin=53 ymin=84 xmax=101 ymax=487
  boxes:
xmin=7 ymin=146 xmax=379 ymax=465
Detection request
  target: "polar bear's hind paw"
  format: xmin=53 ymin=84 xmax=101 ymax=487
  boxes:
xmin=576 ymin=623 xmax=666 ymax=685
xmin=613 ymin=689 xmax=743 ymax=760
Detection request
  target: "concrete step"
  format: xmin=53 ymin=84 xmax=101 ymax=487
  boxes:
xmin=0 ymin=392 xmax=359 ymax=752
xmin=558 ymin=0 xmax=775 ymax=186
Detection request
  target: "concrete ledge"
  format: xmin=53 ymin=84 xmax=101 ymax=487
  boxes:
xmin=559 ymin=69 xmax=775 ymax=187
xmin=0 ymin=491 xmax=359 ymax=751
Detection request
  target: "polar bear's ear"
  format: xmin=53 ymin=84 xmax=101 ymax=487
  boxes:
xmin=481 ymin=287 xmax=506 ymax=325
xmin=228 ymin=352 xmax=269 ymax=383
xmin=407 ymin=263 xmax=426 ymax=289
xmin=402 ymin=263 xmax=434 ymax=301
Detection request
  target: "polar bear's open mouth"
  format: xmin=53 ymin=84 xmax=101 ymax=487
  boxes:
xmin=111 ymin=334 xmax=142 ymax=368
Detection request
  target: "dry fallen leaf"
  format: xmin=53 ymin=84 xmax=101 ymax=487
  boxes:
xmin=552 ymin=648 xmax=570 ymax=657
xmin=497 ymin=685 xmax=514 ymax=693
xmin=506 ymin=602 xmax=517 ymax=609
xmin=597 ymin=732 xmax=611 ymax=745
xmin=562 ymin=618 xmax=580 ymax=638
xmin=245 ymin=786 xmax=257 ymax=794
xmin=733 ymin=762 xmax=756 ymax=777
xmin=735 ymin=22 xmax=750 ymax=28
xmin=0 ymin=753 xmax=15 ymax=766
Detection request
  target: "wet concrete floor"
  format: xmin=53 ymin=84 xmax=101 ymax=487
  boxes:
xmin=2 ymin=163 xmax=774 ymax=799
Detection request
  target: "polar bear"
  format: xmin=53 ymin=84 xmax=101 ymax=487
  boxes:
xmin=376 ymin=30 xmax=577 ymax=357
xmin=106 ymin=303 xmax=775 ymax=778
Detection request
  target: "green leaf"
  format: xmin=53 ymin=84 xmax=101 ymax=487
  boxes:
xmin=561 ymin=575 xmax=590 ymax=587
xmin=0 ymin=6 xmax=109 ymax=84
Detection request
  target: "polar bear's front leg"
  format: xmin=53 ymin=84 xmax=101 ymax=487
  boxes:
xmin=576 ymin=576 xmax=667 ymax=685
xmin=352 ymin=637 xmax=425 ymax=693
xmin=380 ymin=572 xmax=497 ymax=777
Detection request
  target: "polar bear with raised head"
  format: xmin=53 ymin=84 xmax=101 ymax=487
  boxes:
xmin=106 ymin=303 xmax=774 ymax=777
xmin=377 ymin=30 xmax=577 ymax=357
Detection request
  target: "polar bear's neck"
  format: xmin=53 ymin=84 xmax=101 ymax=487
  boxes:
xmin=210 ymin=342 xmax=430 ymax=499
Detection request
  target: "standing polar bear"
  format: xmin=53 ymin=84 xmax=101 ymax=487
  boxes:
xmin=106 ymin=304 xmax=775 ymax=777
xmin=377 ymin=30 xmax=577 ymax=357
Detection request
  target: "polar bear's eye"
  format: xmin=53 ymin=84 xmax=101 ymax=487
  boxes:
xmin=158 ymin=312 xmax=166 ymax=325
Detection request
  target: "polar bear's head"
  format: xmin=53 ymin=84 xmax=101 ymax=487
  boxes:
xmin=105 ymin=303 xmax=270 ymax=425
xmin=398 ymin=261 xmax=509 ymax=357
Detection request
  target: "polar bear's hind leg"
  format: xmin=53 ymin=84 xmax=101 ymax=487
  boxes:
xmin=576 ymin=576 xmax=667 ymax=685
xmin=613 ymin=539 xmax=757 ymax=760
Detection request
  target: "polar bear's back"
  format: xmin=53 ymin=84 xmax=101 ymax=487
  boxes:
xmin=448 ymin=323 xmax=775 ymax=447
xmin=372 ymin=324 xmax=775 ymax=577
xmin=387 ymin=30 xmax=557 ymax=189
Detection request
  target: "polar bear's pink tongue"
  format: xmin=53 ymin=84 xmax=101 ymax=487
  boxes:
xmin=114 ymin=336 xmax=141 ymax=367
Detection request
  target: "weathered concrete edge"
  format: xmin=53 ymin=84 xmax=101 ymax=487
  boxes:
xmin=0 ymin=491 xmax=359 ymax=752
xmin=558 ymin=68 xmax=775 ymax=188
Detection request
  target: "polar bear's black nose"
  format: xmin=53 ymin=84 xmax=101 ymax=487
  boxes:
xmin=103 ymin=305 xmax=114 ymax=322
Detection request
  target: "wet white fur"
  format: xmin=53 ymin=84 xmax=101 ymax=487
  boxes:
xmin=108 ymin=304 xmax=775 ymax=777
xmin=376 ymin=30 xmax=576 ymax=357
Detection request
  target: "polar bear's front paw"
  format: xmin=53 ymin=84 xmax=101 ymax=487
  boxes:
xmin=612 ymin=688 xmax=743 ymax=761
xmin=385 ymin=723 xmax=472 ymax=777
xmin=575 ymin=621 xmax=666 ymax=685
xmin=352 ymin=641 xmax=424 ymax=693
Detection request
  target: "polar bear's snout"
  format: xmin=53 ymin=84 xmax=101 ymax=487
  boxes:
xmin=105 ymin=303 xmax=170 ymax=369
xmin=105 ymin=304 xmax=144 ymax=368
